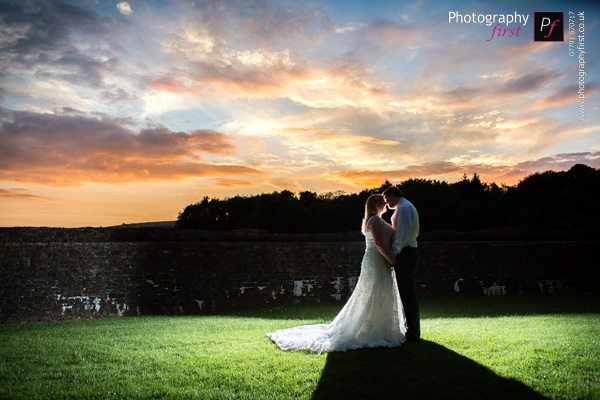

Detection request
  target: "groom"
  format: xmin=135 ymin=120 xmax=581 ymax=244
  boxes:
xmin=383 ymin=186 xmax=421 ymax=342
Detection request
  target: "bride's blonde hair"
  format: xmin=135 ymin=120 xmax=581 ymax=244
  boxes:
xmin=361 ymin=194 xmax=384 ymax=235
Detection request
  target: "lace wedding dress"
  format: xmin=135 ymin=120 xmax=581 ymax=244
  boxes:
xmin=267 ymin=217 xmax=406 ymax=353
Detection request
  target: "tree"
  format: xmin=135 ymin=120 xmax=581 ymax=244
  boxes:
xmin=176 ymin=164 xmax=600 ymax=233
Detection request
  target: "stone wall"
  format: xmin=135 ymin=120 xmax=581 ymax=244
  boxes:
xmin=0 ymin=227 xmax=598 ymax=323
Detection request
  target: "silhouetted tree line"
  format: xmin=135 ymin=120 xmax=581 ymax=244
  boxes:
xmin=176 ymin=164 xmax=600 ymax=233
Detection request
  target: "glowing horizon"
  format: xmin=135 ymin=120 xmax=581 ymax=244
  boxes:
xmin=1 ymin=0 xmax=598 ymax=227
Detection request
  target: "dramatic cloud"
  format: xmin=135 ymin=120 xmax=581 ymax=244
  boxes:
xmin=0 ymin=1 xmax=122 ymax=78
xmin=0 ymin=109 xmax=261 ymax=185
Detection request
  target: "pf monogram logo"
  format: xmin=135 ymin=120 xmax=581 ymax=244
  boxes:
xmin=534 ymin=12 xmax=564 ymax=42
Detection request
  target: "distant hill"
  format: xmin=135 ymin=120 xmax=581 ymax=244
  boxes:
xmin=111 ymin=221 xmax=176 ymax=228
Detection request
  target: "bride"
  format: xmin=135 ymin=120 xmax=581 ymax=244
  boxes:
xmin=267 ymin=194 xmax=406 ymax=352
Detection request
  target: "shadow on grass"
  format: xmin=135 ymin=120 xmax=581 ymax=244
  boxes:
xmin=312 ymin=340 xmax=548 ymax=400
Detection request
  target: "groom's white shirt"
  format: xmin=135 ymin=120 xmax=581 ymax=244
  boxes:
xmin=391 ymin=198 xmax=419 ymax=256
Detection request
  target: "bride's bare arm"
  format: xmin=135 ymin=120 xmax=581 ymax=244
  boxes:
xmin=368 ymin=217 xmax=395 ymax=266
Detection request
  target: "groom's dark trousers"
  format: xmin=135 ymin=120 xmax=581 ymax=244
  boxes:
xmin=395 ymin=246 xmax=420 ymax=342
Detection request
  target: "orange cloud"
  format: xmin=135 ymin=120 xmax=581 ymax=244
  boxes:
xmin=273 ymin=127 xmax=401 ymax=146
xmin=332 ymin=161 xmax=460 ymax=186
xmin=329 ymin=152 xmax=600 ymax=187
xmin=151 ymin=80 xmax=198 ymax=95
xmin=0 ymin=188 xmax=55 ymax=201
xmin=150 ymin=65 xmax=311 ymax=100
xmin=2 ymin=157 xmax=263 ymax=187
xmin=0 ymin=110 xmax=263 ymax=186
xmin=213 ymin=178 xmax=262 ymax=188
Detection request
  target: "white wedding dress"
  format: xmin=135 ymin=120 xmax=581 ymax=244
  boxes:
xmin=267 ymin=217 xmax=406 ymax=353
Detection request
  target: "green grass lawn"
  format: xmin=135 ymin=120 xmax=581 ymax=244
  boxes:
xmin=1 ymin=296 xmax=598 ymax=399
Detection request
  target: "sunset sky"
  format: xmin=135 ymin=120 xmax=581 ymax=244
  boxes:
xmin=1 ymin=0 xmax=599 ymax=227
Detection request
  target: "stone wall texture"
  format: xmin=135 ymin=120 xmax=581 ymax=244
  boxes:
xmin=0 ymin=227 xmax=598 ymax=323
